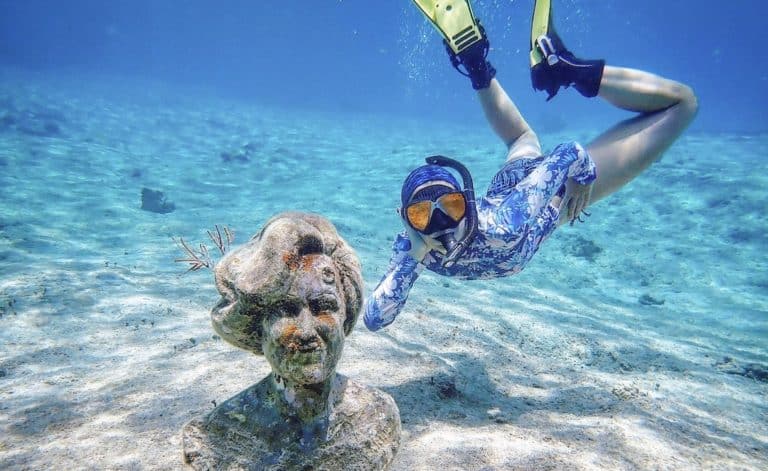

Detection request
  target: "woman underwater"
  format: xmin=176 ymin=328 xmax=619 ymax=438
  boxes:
xmin=364 ymin=0 xmax=698 ymax=331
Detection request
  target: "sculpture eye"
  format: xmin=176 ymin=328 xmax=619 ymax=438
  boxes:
xmin=321 ymin=267 xmax=335 ymax=284
xmin=274 ymin=299 xmax=302 ymax=318
xmin=310 ymin=296 xmax=338 ymax=314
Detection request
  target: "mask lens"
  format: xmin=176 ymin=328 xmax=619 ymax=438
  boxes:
xmin=439 ymin=192 xmax=466 ymax=221
xmin=406 ymin=200 xmax=432 ymax=231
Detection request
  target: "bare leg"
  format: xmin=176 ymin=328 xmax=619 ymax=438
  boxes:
xmin=477 ymin=79 xmax=542 ymax=161
xmin=585 ymin=66 xmax=698 ymax=203
xmin=474 ymin=61 xmax=697 ymax=215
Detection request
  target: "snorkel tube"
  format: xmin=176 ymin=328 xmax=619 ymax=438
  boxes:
xmin=425 ymin=155 xmax=478 ymax=268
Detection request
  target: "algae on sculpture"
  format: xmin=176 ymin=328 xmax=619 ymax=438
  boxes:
xmin=182 ymin=212 xmax=401 ymax=470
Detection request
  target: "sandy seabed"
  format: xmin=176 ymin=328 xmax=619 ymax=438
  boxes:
xmin=1 ymin=71 xmax=766 ymax=470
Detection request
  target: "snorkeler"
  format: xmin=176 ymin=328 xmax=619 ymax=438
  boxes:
xmin=364 ymin=0 xmax=698 ymax=331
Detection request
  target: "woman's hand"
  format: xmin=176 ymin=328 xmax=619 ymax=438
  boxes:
xmin=402 ymin=219 xmax=448 ymax=261
xmin=560 ymin=179 xmax=593 ymax=224
xmin=403 ymin=224 xmax=430 ymax=261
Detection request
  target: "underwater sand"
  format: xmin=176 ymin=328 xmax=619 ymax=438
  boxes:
xmin=1 ymin=69 xmax=766 ymax=470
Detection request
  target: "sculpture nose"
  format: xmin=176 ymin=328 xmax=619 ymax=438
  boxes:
xmin=295 ymin=308 xmax=321 ymax=352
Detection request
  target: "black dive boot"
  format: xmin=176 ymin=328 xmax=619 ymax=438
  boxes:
xmin=531 ymin=28 xmax=605 ymax=101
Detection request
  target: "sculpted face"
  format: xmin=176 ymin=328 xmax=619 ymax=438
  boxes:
xmin=209 ymin=213 xmax=363 ymax=382
xmin=261 ymin=254 xmax=346 ymax=385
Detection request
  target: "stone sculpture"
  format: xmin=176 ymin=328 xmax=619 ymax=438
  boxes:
xmin=182 ymin=212 xmax=401 ymax=470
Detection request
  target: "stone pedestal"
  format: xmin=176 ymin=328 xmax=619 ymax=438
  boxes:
xmin=183 ymin=375 xmax=400 ymax=470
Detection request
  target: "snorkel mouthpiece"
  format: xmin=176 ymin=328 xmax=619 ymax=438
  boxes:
xmin=424 ymin=155 xmax=478 ymax=268
xmin=435 ymin=232 xmax=458 ymax=254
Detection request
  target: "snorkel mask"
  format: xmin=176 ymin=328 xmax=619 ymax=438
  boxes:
xmin=402 ymin=156 xmax=478 ymax=268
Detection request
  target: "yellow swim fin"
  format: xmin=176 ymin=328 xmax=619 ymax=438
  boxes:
xmin=412 ymin=0 xmax=484 ymax=55
xmin=530 ymin=0 xmax=553 ymax=67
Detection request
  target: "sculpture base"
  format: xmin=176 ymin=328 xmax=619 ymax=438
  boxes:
xmin=182 ymin=375 xmax=400 ymax=470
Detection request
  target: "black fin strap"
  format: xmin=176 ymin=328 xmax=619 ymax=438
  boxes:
xmin=444 ymin=24 xmax=496 ymax=90
xmin=446 ymin=41 xmax=471 ymax=78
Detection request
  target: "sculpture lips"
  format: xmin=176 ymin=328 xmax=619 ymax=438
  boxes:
xmin=286 ymin=350 xmax=325 ymax=373
xmin=296 ymin=341 xmax=320 ymax=353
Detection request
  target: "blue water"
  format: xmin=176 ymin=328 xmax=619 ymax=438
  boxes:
xmin=0 ymin=1 xmax=766 ymax=469
xmin=1 ymin=0 xmax=766 ymax=133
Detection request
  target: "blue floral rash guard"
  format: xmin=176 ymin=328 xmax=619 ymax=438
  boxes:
xmin=364 ymin=142 xmax=597 ymax=331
